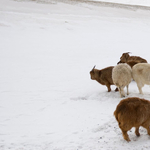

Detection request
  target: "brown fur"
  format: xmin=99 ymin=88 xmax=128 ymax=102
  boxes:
xmin=90 ymin=66 xmax=118 ymax=92
xmin=114 ymin=97 xmax=150 ymax=141
xmin=126 ymin=60 xmax=139 ymax=68
xmin=117 ymin=52 xmax=147 ymax=67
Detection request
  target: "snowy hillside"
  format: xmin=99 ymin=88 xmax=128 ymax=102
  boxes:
xmin=1 ymin=0 xmax=150 ymax=149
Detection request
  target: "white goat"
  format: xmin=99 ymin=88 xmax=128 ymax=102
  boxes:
xmin=112 ymin=63 xmax=132 ymax=97
xmin=132 ymin=63 xmax=150 ymax=94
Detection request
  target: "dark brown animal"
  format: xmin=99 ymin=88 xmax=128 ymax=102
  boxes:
xmin=117 ymin=52 xmax=147 ymax=67
xmin=90 ymin=66 xmax=118 ymax=92
xmin=114 ymin=97 xmax=150 ymax=141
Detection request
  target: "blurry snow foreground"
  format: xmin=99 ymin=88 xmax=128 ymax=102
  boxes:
xmin=1 ymin=0 xmax=150 ymax=149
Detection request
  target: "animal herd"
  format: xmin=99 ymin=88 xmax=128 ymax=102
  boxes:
xmin=90 ymin=52 xmax=150 ymax=142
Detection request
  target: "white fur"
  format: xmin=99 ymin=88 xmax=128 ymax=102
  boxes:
xmin=132 ymin=63 xmax=150 ymax=94
xmin=112 ymin=63 xmax=132 ymax=97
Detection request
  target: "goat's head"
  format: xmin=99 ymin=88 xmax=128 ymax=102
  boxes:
xmin=90 ymin=65 xmax=96 ymax=80
xmin=120 ymin=52 xmax=131 ymax=63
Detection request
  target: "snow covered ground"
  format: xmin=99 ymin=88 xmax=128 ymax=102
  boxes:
xmin=1 ymin=0 xmax=150 ymax=149
xmin=89 ymin=0 xmax=150 ymax=7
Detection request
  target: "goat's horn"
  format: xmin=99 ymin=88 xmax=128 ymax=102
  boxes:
xmin=93 ymin=65 xmax=96 ymax=70
xmin=127 ymin=52 xmax=131 ymax=54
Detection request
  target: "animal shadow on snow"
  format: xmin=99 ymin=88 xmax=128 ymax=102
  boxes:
xmin=70 ymin=88 xmax=120 ymax=102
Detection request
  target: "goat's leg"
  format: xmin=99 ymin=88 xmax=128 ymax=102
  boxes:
xmin=106 ymin=84 xmax=111 ymax=92
xmin=118 ymin=87 xmax=122 ymax=97
xmin=126 ymin=85 xmax=129 ymax=95
xmin=121 ymin=130 xmax=130 ymax=142
xmin=120 ymin=86 xmax=125 ymax=98
xmin=136 ymin=82 xmax=144 ymax=94
xmin=119 ymin=122 xmax=132 ymax=141
xmin=135 ymin=127 xmax=140 ymax=136
xmin=147 ymin=126 xmax=150 ymax=135
xmin=142 ymin=123 xmax=150 ymax=135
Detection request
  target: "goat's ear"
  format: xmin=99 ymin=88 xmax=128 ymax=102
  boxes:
xmin=92 ymin=65 xmax=96 ymax=70
xmin=125 ymin=53 xmax=130 ymax=60
xmin=117 ymin=60 xmax=121 ymax=64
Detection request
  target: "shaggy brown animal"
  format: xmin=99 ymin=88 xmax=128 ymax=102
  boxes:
xmin=117 ymin=52 xmax=147 ymax=67
xmin=114 ymin=97 xmax=150 ymax=141
xmin=90 ymin=66 xmax=118 ymax=92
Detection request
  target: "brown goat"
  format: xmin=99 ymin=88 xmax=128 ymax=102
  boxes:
xmin=117 ymin=52 xmax=147 ymax=67
xmin=114 ymin=97 xmax=150 ymax=141
xmin=126 ymin=60 xmax=139 ymax=68
xmin=90 ymin=66 xmax=118 ymax=92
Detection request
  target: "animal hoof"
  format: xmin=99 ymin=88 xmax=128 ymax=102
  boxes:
xmin=125 ymin=138 xmax=131 ymax=142
xmin=121 ymin=95 xmax=125 ymax=98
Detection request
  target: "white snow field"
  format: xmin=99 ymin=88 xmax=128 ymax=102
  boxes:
xmin=1 ymin=0 xmax=150 ymax=149
xmin=90 ymin=0 xmax=150 ymax=7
